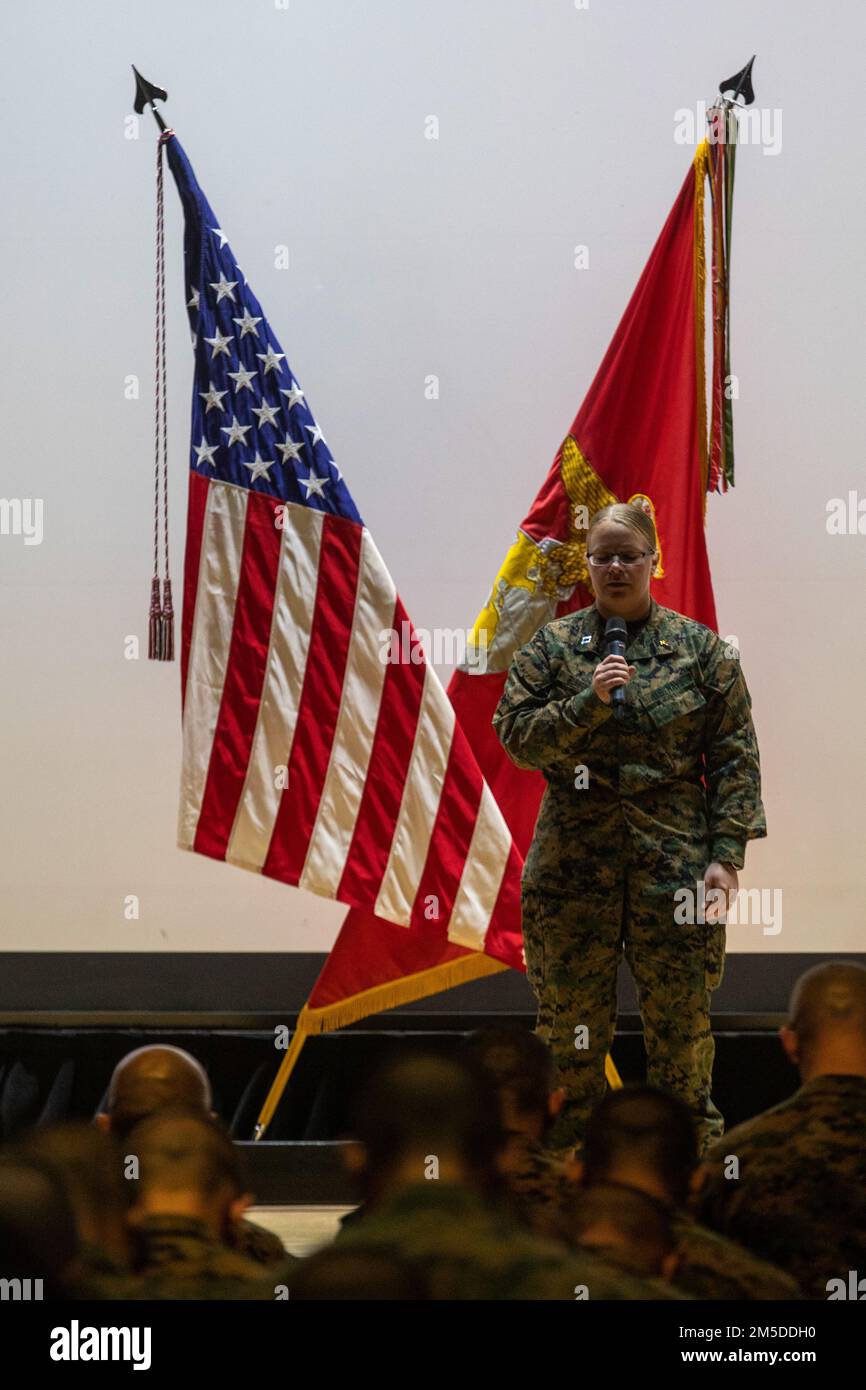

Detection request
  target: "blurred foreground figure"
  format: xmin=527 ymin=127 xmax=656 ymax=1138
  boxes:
xmin=460 ymin=1025 xmax=580 ymax=1237
xmin=696 ymin=962 xmax=866 ymax=1298
xmin=98 ymin=1043 xmax=288 ymax=1269
xmin=290 ymin=1247 xmax=429 ymax=1300
xmin=0 ymin=1155 xmax=81 ymax=1299
xmin=567 ymin=1182 xmax=678 ymax=1281
xmin=16 ymin=1122 xmax=133 ymax=1292
xmin=578 ymin=1086 xmax=799 ymax=1299
xmin=309 ymin=1052 xmax=685 ymax=1300
xmin=124 ymin=1107 xmax=286 ymax=1299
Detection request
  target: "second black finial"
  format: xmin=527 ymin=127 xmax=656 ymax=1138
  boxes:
xmin=718 ymin=55 xmax=756 ymax=106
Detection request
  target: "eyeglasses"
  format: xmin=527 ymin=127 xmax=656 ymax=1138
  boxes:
xmin=586 ymin=550 xmax=653 ymax=568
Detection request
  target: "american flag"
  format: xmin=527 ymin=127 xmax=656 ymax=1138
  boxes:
xmin=164 ymin=135 xmax=524 ymax=966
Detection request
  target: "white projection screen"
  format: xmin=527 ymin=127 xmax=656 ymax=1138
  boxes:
xmin=1 ymin=0 xmax=863 ymax=1013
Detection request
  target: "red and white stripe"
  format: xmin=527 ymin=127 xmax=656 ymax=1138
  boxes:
xmin=178 ymin=476 xmax=515 ymax=951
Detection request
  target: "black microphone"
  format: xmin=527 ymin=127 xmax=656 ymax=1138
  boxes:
xmin=603 ymin=616 xmax=629 ymax=707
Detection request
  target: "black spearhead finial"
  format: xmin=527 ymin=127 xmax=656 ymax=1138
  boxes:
xmin=132 ymin=65 xmax=169 ymax=131
xmin=718 ymin=55 xmax=756 ymax=106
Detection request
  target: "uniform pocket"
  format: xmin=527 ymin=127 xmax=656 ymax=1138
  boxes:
xmin=642 ymin=676 xmax=706 ymax=729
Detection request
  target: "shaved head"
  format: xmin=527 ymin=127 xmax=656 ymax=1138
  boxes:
xmin=350 ymin=1052 xmax=503 ymax=1195
xmin=103 ymin=1046 xmax=212 ymax=1140
xmin=788 ymin=962 xmax=866 ymax=1049
xmin=127 ymin=1107 xmax=243 ymax=1200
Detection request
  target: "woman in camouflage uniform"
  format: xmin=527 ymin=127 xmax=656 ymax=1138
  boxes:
xmin=492 ymin=503 xmax=767 ymax=1154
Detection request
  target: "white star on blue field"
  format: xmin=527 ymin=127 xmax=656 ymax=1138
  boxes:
xmin=166 ymin=137 xmax=360 ymax=523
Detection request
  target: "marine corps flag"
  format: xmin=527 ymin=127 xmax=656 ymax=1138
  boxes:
xmin=254 ymin=103 xmax=742 ymax=1135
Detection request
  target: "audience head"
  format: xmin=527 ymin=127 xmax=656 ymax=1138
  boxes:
xmin=461 ymin=1025 xmax=564 ymax=1145
xmin=566 ymin=1181 xmax=678 ymax=1281
xmin=344 ymin=1051 xmax=504 ymax=1202
xmin=16 ymin=1122 xmax=131 ymax=1264
xmin=781 ymin=961 xmax=866 ymax=1079
xmin=0 ymin=1155 xmax=80 ymax=1298
xmin=580 ymin=1085 xmax=698 ymax=1209
xmin=125 ymin=1106 xmax=252 ymax=1241
xmin=97 ymin=1045 xmax=213 ymax=1141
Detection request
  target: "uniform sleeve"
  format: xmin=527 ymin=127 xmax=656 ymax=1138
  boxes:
xmin=492 ymin=627 xmax=612 ymax=772
xmin=702 ymin=640 xmax=767 ymax=868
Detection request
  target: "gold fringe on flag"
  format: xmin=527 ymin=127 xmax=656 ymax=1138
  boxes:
xmin=253 ymin=950 xmax=621 ymax=1139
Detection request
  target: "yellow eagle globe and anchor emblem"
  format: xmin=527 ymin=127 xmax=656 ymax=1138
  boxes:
xmin=545 ymin=436 xmax=666 ymax=591
xmin=467 ymin=435 xmax=665 ymax=672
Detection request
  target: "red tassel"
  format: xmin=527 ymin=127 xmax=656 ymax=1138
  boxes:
xmin=160 ymin=578 xmax=175 ymax=662
xmin=148 ymin=576 xmax=163 ymax=660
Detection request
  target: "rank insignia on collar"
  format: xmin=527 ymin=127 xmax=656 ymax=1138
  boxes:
xmin=580 ymin=633 xmax=592 ymax=646
xmin=658 ymin=639 xmax=671 ymax=648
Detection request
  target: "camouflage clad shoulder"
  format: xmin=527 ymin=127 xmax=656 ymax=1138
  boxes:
xmin=670 ymin=1212 xmax=802 ymax=1300
xmin=502 ymin=1138 xmax=579 ymax=1240
xmin=327 ymin=1181 xmax=686 ymax=1300
xmin=501 ymin=1142 xmax=799 ymax=1299
xmin=125 ymin=1215 xmax=281 ymax=1300
xmin=696 ymin=1076 xmax=866 ymax=1299
xmin=232 ymin=1214 xmax=296 ymax=1270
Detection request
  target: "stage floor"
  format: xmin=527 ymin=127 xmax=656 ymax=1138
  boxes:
xmin=251 ymin=1205 xmax=352 ymax=1258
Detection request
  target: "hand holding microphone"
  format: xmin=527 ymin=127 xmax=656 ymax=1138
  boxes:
xmin=592 ymin=616 xmax=636 ymax=706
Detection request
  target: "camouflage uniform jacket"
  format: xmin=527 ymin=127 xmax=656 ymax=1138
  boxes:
xmin=492 ymin=599 xmax=766 ymax=877
xmin=500 ymin=1145 xmax=800 ymax=1300
xmin=231 ymin=1215 xmax=296 ymax=1270
xmin=128 ymin=1214 xmax=282 ymax=1300
xmin=502 ymin=1137 xmax=580 ymax=1240
xmin=329 ymin=1180 xmax=687 ymax=1299
xmin=695 ymin=1074 xmax=866 ymax=1299
xmin=670 ymin=1211 xmax=802 ymax=1300
xmin=73 ymin=1243 xmax=138 ymax=1301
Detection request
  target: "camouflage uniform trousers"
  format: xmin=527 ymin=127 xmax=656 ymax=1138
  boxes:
xmin=521 ymin=813 xmax=726 ymax=1156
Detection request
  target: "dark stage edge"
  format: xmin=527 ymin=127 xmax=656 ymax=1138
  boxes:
xmin=2 ymin=953 xmax=857 ymax=1203
xmin=1 ymin=1019 xmax=803 ymax=1196
xmin=0 ymin=951 xmax=858 ymax=1016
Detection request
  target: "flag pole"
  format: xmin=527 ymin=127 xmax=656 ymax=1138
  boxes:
xmin=705 ymin=56 xmax=755 ymax=493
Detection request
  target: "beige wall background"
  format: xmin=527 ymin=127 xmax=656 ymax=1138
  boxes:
xmin=1 ymin=0 xmax=863 ymax=956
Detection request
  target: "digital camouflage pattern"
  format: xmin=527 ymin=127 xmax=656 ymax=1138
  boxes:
xmin=501 ymin=1136 xmax=579 ymax=1239
xmin=231 ymin=1214 xmax=294 ymax=1268
xmin=669 ymin=1210 xmax=802 ymax=1300
xmin=501 ymin=1141 xmax=800 ymax=1300
xmin=76 ymin=1222 xmax=295 ymax=1300
xmin=124 ymin=1214 xmax=284 ymax=1299
xmin=73 ymin=1242 xmax=139 ymax=1300
xmin=326 ymin=1180 xmax=687 ymax=1299
xmin=695 ymin=1074 xmax=866 ymax=1299
xmin=492 ymin=599 xmax=766 ymax=1153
